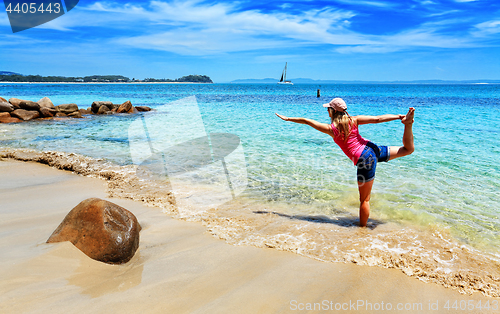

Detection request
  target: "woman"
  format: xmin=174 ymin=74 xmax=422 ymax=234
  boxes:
xmin=276 ymin=98 xmax=415 ymax=227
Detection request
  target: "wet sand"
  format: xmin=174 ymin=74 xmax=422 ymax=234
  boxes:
xmin=0 ymin=160 xmax=495 ymax=313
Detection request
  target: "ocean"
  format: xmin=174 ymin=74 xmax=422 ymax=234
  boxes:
xmin=1 ymin=82 xmax=499 ymax=296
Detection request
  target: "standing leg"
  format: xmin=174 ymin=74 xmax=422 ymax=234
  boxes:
xmin=358 ymin=179 xmax=374 ymax=227
xmin=389 ymin=107 xmax=415 ymax=160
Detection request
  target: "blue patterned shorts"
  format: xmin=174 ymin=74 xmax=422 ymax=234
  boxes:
xmin=356 ymin=142 xmax=390 ymax=183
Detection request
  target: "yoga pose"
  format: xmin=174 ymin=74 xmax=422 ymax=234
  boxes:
xmin=276 ymin=98 xmax=415 ymax=227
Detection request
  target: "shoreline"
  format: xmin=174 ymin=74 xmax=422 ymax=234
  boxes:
xmin=0 ymin=81 xmax=212 ymax=85
xmin=0 ymin=159 xmax=496 ymax=313
xmin=0 ymin=147 xmax=500 ymax=299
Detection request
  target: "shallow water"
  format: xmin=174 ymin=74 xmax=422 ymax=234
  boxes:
xmin=1 ymin=83 xmax=500 ymax=296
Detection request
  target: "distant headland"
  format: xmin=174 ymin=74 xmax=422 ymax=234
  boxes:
xmin=0 ymin=72 xmax=213 ymax=83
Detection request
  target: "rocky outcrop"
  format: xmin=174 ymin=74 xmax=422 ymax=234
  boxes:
xmin=46 ymin=198 xmax=141 ymax=264
xmin=0 ymin=96 xmax=152 ymax=123
xmin=56 ymin=103 xmax=79 ymax=114
xmin=38 ymin=97 xmax=55 ymax=109
xmin=0 ymin=101 xmax=14 ymax=112
xmin=10 ymin=109 xmax=41 ymax=121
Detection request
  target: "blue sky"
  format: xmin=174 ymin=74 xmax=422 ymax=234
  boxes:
xmin=1 ymin=0 xmax=499 ymax=82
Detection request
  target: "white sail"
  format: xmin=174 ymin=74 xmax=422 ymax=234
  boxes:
xmin=278 ymin=62 xmax=293 ymax=85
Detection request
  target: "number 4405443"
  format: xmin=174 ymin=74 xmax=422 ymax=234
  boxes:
xmin=444 ymin=300 xmax=498 ymax=311
xmin=5 ymin=2 xmax=62 ymax=14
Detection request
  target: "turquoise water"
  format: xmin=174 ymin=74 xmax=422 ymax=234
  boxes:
xmin=1 ymin=83 xmax=499 ymax=254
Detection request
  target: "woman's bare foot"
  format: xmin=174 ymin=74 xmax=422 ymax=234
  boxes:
xmin=402 ymin=107 xmax=415 ymax=124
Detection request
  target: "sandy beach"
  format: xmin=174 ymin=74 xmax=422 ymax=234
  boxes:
xmin=0 ymin=159 xmax=496 ymax=313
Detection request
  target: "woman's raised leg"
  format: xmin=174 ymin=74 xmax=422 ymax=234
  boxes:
xmin=358 ymin=179 xmax=374 ymax=227
xmin=389 ymin=107 xmax=415 ymax=160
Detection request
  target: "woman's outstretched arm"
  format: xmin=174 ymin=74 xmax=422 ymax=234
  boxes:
xmin=275 ymin=113 xmax=332 ymax=135
xmin=356 ymin=114 xmax=404 ymax=125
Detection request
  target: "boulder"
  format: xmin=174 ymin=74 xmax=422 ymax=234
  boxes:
xmin=37 ymin=97 xmax=55 ymax=109
xmin=0 ymin=101 xmax=14 ymax=112
xmin=97 ymin=105 xmax=111 ymax=114
xmin=55 ymin=112 xmax=67 ymax=117
xmin=19 ymin=100 xmax=40 ymax=111
xmin=8 ymin=98 xmax=22 ymax=109
xmin=68 ymin=111 xmax=83 ymax=118
xmin=91 ymin=101 xmax=113 ymax=114
xmin=135 ymin=106 xmax=152 ymax=112
xmin=79 ymin=108 xmax=92 ymax=115
xmin=10 ymin=109 xmax=40 ymax=121
xmin=0 ymin=96 xmax=7 ymax=103
xmin=46 ymin=198 xmax=141 ymax=264
xmin=116 ymin=100 xmax=132 ymax=113
xmin=55 ymin=103 xmax=79 ymax=114
xmin=0 ymin=116 xmax=21 ymax=123
xmin=0 ymin=112 xmax=10 ymax=119
xmin=39 ymin=107 xmax=56 ymax=118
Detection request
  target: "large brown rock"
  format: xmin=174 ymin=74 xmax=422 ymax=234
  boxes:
xmin=47 ymin=198 xmax=141 ymax=264
xmin=0 ymin=96 xmax=7 ymax=102
xmin=91 ymin=101 xmax=113 ymax=113
xmin=19 ymin=100 xmax=40 ymax=111
xmin=0 ymin=101 xmax=14 ymax=112
xmin=37 ymin=97 xmax=55 ymax=109
xmin=56 ymin=103 xmax=79 ymax=114
xmin=10 ymin=109 xmax=40 ymax=121
xmin=55 ymin=112 xmax=67 ymax=117
xmin=116 ymin=100 xmax=132 ymax=113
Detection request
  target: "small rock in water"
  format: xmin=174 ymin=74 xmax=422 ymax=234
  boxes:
xmin=47 ymin=198 xmax=141 ymax=264
xmin=135 ymin=106 xmax=152 ymax=112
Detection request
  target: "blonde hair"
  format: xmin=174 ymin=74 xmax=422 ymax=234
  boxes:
xmin=329 ymin=108 xmax=353 ymax=141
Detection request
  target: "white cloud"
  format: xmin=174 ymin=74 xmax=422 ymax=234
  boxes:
xmin=472 ymin=20 xmax=500 ymax=37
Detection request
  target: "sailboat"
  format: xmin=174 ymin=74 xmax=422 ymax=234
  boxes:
xmin=278 ymin=62 xmax=293 ymax=85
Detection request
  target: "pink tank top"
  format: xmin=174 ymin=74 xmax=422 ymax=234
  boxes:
xmin=331 ymin=122 xmax=369 ymax=165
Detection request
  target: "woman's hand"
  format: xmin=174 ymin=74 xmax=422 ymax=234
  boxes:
xmin=275 ymin=113 xmax=289 ymax=121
